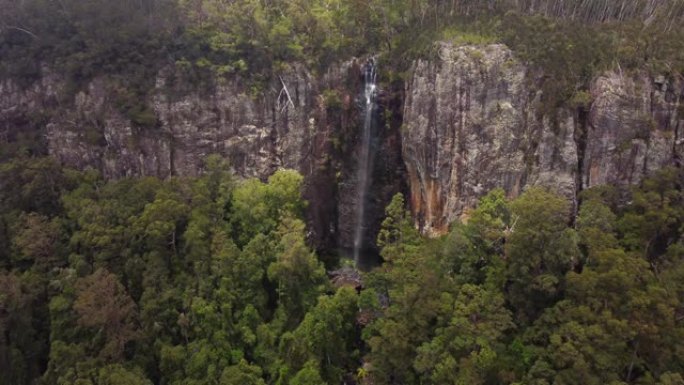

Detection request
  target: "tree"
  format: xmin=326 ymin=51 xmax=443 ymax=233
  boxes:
xmin=134 ymin=192 xmax=190 ymax=260
xmin=467 ymin=188 xmax=511 ymax=255
xmin=0 ymin=272 xmax=44 ymax=385
xmin=414 ymin=284 xmax=513 ymax=385
xmin=63 ymin=177 xmax=165 ymax=273
xmin=231 ymin=170 xmax=305 ymax=246
xmin=577 ymin=192 xmax=619 ymax=261
xmin=73 ymin=269 xmax=139 ymax=361
xmin=267 ymin=217 xmax=328 ymax=327
xmin=184 ymin=155 xmax=234 ymax=285
xmin=363 ymin=247 xmax=445 ymax=384
xmin=12 ymin=212 xmax=63 ymax=271
xmin=96 ymin=364 xmax=152 ymax=385
xmin=288 ymin=360 xmax=327 ymax=385
xmin=280 ymin=287 xmax=359 ymax=384
xmin=231 ymin=233 xmax=275 ymax=317
xmin=439 ymin=189 xmax=510 ymax=286
xmin=220 ymin=359 xmax=266 ymax=385
xmin=619 ymin=167 xmax=684 ymax=270
xmin=376 ymin=193 xmax=421 ymax=262
xmin=0 ymin=157 xmax=67 ymax=216
xmin=523 ymin=186 xmax=681 ymax=384
xmin=505 ymin=187 xmax=578 ymax=323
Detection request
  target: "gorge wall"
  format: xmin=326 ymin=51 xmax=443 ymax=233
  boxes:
xmin=0 ymin=60 xmax=406 ymax=257
xmin=1 ymin=42 xmax=682 ymax=247
xmin=0 ymin=65 xmax=316 ymax=179
xmin=403 ymin=43 xmax=683 ymax=235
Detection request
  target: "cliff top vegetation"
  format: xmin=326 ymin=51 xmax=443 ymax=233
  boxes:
xmin=2 ymin=0 xmax=683 ymax=86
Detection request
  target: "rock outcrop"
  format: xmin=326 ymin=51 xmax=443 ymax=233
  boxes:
xmin=0 ymin=66 xmax=317 ymax=179
xmin=0 ymin=61 xmax=406 ymax=258
xmin=2 ymin=43 xmax=681 ymax=244
xmin=583 ymin=72 xmax=683 ymax=188
xmin=402 ymin=43 xmax=683 ymax=235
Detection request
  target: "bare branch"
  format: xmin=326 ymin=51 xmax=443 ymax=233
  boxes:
xmin=278 ymin=76 xmax=295 ymax=113
xmin=3 ymin=25 xmax=39 ymax=39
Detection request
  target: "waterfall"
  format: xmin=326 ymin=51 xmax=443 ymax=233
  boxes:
xmin=353 ymin=59 xmax=377 ymax=264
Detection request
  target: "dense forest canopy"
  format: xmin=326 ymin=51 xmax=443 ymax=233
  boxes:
xmin=0 ymin=156 xmax=683 ymax=385
xmin=2 ymin=0 xmax=683 ymax=82
xmin=1 ymin=0 xmax=684 ymax=384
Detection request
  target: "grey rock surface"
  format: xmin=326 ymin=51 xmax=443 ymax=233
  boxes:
xmin=583 ymin=71 xmax=683 ymax=188
xmin=2 ymin=44 xmax=681 ymax=241
xmin=402 ymin=43 xmax=682 ymax=235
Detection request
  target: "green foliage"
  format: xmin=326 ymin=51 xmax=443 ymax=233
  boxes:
xmin=96 ymin=365 xmax=152 ymax=385
xmin=618 ymin=167 xmax=684 ymax=263
xmin=363 ymin=173 xmax=684 ymax=384
xmin=0 ymin=154 xmax=348 ymax=385
xmin=438 ymin=188 xmax=510 ymax=286
xmin=288 ymin=360 xmax=327 ymax=385
xmin=2 ymin=0 xmax=683 ymax=156
xmin=0 ymin=157 xmax=69 ymax=216
xmin=231 ymin=170 xmax=305 ymax=246
xmin=523 ymin=189 xmax=678 ymax=384
xmin=0 ymin=272 xmax=47 ymax=385
xmin=1 ymin=156 xmax=684 ymax=385
xmin=321 ymin=89 xmax=342 ymax=110
xmin=220 ymin=359 xmax=266 ymax=385
xmin=268 ymin=216 xmax=328 ymax=328
xmin=415 ymin=284 xmax=514 ymax=385
xmin=376 ymin=193 xmax=421 ymax=261
xmin=279 ymin=287 xmax=359 ymax=384
xmin=0 ymin=0 xmax=177 ymax=80
xmin=505 ymin=187 xmax=579 ymax=322
xmin=0 ymin=1 xmax=682 ymax=384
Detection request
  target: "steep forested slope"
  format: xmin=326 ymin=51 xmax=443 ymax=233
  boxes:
xmin=1 ymin=157 xmax=683 ymax=384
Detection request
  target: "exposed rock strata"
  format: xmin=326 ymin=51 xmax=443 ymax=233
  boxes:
xmin=583 ymin=72 xmax=684 ymax=188
xmin=402 ymin=43 xmax=683 ymax=235
xmin=0 ymin=61 xmax=406 ymax=257
xmin=6 ymin=66 xmax=314 ymax=179
xmin=2 ymin=43 xmax=681 ymax=243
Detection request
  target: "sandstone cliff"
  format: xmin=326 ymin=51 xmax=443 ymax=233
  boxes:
xmin=1 ymin=66 xmax=317 ymax=179
xmin=1 ymin=43 xmax=681 ymax=245
xmin=0 ymin=61 xmax=406 ymax=257
xmin=402 ymin=42 xmax=683 ymax=235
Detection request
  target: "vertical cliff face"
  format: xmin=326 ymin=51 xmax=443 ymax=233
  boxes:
xmin=1 ymin=65 xmax=333 ymax=249
xmin=0 ymin=61 xmax=406 ymax=259
xmin=4 ymin=66 xmax=315 ymax=179
xmin=2 ymin=44 xmax=681 ymax=247
xmin=583 ymin=72 xmax=684 ymax=188
xmin=315 ymin=61 xmax=406 ymax=260
xmin=402 ymin=43 xmax=683 ymax=235
xmin=402 ymin=43 xmax=576 ymax=235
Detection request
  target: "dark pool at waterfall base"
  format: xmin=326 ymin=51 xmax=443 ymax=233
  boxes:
xmin=338 ymin=247 xmax=382 ymax=272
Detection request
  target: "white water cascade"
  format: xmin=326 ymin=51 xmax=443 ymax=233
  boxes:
xmin=353 ymin=59 xmax=377 ymax=264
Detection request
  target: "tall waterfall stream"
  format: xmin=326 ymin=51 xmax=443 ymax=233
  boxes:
xmin=353 ymin=59 xmax=377 ymax=265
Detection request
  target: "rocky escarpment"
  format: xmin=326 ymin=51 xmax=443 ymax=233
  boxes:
xmin=2 ymin=43 xmax=681 ymax=245
xmin=583 ymin=72 xmax=683 ymax=188
xmin=403 ymin=43 xmax=683 ymax=235
xmin=0 ymin=66 xmax=316 ymax=179
xmin=0 ymin=61 xmax=406 ymax=259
